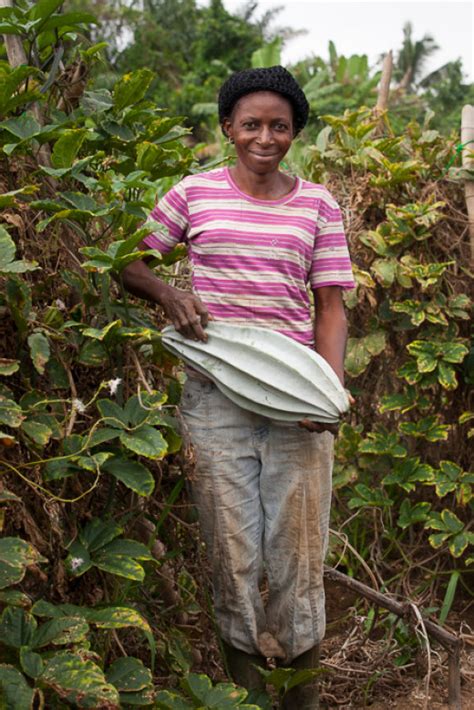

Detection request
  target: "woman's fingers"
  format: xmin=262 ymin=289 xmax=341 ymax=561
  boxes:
xmin=298 ymin=419 xmax=339 ymax=435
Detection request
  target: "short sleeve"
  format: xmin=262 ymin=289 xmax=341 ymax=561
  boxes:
xmin=143 ymin=180 xmax=189 ymax=254
xmin=309 ymin=190 xmax=355 ymax=290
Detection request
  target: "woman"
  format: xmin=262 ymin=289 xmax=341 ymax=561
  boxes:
xmin=123 ymin=66 xmax=354 ymax=709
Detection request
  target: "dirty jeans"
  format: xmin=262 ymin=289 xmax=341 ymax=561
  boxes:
xmin=181 ymin=372 xmax=334 ymax=662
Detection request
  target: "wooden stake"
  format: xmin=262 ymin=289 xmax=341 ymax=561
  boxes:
xmin=324 ymin=566 xmax=462 ymax=710
xmin=461 ymin=105 xmax=474 ymax=265
xmin=376 ymin=50 xmax=393 ymax=113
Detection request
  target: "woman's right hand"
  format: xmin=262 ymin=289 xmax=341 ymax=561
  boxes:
xmin=160 ymin=285 xmax=210 ymax=342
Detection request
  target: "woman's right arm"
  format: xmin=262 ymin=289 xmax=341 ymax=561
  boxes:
xmin=122 ymin=259 xmax=209 ymax=342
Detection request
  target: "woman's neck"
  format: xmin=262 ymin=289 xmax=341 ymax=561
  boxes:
xmin=229 ymin=165 xmax=295 ymax=201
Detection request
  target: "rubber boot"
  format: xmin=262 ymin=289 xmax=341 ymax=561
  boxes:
xmin=280 ymin=644 xmax=320 ymax=710
xmin=222 ymin=640 xmax=267 ymax=700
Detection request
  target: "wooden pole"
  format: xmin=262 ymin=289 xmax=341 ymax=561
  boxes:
xmin=324 ymin=566 xmax=462 ymax=710
xmin=376 ymin=50 xmax=393 ymax=113
xmin=461 ymin=105 xmax=474 ymax=265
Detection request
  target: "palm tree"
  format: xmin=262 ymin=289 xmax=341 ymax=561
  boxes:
xmin=395 ymin=22 xmax=439 ymax=91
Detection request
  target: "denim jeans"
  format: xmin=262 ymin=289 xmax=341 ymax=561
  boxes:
xmin=181 ymin=371 xmax=334 ymax=662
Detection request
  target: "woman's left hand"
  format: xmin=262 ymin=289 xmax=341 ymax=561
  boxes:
xmin=298 ymin=419 xmax=339 ymax=435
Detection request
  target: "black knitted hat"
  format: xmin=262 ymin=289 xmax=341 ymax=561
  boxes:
xmin=218 ymin=65 xmax=309 ymax=135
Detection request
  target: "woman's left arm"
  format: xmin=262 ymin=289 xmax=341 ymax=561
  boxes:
xmin=313 ymin=285 xmax=348 ymax=387
xmin=299 ymin=285 xmax=348 ymax=434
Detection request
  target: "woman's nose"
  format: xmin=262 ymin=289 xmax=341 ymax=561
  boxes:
xmin=257 ymin=126 xmax=273 ymax=144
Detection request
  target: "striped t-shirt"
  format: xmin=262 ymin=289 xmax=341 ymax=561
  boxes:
xmin=144 ymin=167 xmax=354 ymax=347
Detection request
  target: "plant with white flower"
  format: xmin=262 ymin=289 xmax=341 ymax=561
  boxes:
xmin=72 ymin=398 xmax=86 ymax=413
xmin=107 ymin=377 xmax=122 ymax=396
xmin=69 ymin=557 xmax=84 ymax=571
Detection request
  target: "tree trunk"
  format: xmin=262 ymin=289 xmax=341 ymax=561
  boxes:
xmin=0 ymin=0 xmax=52 ymax=168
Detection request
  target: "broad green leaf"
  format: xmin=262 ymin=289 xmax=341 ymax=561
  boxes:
xmin=0 ymin=561 xmax=25 ymax=589
xmin=155 ymin=690 xmax=194 ymax=710
xmin=51 ymin=129 xmax=88 ymax=169
xmin=81 ymin=89 xmax=114 ymax=115
xmin=364 ymin=330 xmax=386 ymax=355
xmin=21 ymin=419 xmax=53 ymax=447
xmin=20 ymin=649 xmax=43 ymax=679
xmin=106 ymin=657 xmax=152 ymax=692
xmin=0 ymin=396 xmax=23 ymax=428
xmin=441 ymin=510 xmax=464 ymax=534
xmin=102 ymin=457 xmax=155 ymax=496
xmin=0 ymin=113 xmax=41 ymax=140
xmin=77 ymin=339 xmax=108 ymax=366
xmin=65 ymin=541 xmax=92 ymax=577
xmin=87 ymin=427 xmax=121 ymax=447
xmin=0 ymin=225 xmax=37 ymax=273
xmin=0 ymin=358 xmax=19 ymax=376
xmin=102 ymin=539 xmax=154 ymax=561
xmin=82 ymin=319 xmax=121 ymax=341
xmin=120 ymin=425 xmax=168 ymax=459
xmin=0 ymin=538 xmax=47 ymax=589
xmin=78 ymin=518 xmax=122 ymax=553
xmin=0 ymin=665 xmax=35 ymax=709
xmin=0 ymin=607 xmax=37 ymax=648
xmin=30 ymin=0 xmax=63 ymax=20
xmin=441 ymin=341 xmax=469 ymax=363
xmin=0 ymin=590 xmax=31 ymax=608
xmin=27 ymin=332 xmax=50 ymax=375
xmin=371 ymin=257 xmax=397 ymax=287
xmin=113 ymin=69 xmax=154 ymax=111
xmin=41 ymin=652 xmax=120 ymax=708
xmin=397 ymin=500 xmax=431 ymax=529
xmin=93 ymin=551 xmax=145 ymax=581
xmin=437 ymin=360 xmax=457 ymax=389
xmin=448 ymin=534 xmax=469 ymax=558
xmin=97 ymin=398 xmax=127 ymax=429
xmin=31 ymin=616 xmax=89 ymax=648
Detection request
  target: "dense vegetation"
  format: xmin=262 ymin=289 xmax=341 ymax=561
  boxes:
xmin=0 ymin=1 xmax=472 ymax=707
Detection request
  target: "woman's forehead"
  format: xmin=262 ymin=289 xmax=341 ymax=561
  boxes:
xmin=232 ymin=91 xmax=293 ymax=117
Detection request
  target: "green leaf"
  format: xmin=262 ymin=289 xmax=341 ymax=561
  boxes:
xmin=0 ymin=665 xmax=35 ymax=710
xmin=27 ymin=332 xmax=50 ymax=375
xmin=120 ymin=425 xmax=168 ymax=459
xmin=20 ymin=649 xmax=43 ymax=679
xmin=0 ymin=358 xmax=19 ymax=376
xmin=155 ymin=690 xmax=194 ymax=709
xmin=106 ymin=657 xmax=152 ymax=692
xmin=449 ymin=533 xmax=470 ymax=558
xmin=0 ymin=607 xmax=37 ymax=648
xmin=82 ymin=319 xmax=121 ymax=341
xmin=93 ymin=551 xmax=145 ymax=581
xmin=113 ymin=69 xmax=154 ymax=111
xmin=0 ymin=538 xmax=47 ymax=589
xmin=441 ymin=510 xmax=464 ymax=534
xmin=31 ymin=616 xmax=89 ymax=648
xmin=0 ymin=395 xmax=23 ymax=428
xmin=65 ymin=541 xmax=92 ymax=577
xmin=359 ymin=430 xmax=407 ymax=457
xmin=371 ymin=257 xmax=397 ymax=287
xmin=0 ymin=590 xmax=31 ymax=608
xmin=51 ymin=129 xmax=88 ymax=169
xmin=0 ymin=225 xmax=37 ymax=274
xmin=81 ymin=89 xmax=114 ymax=115
xmin=102 ymin=539 xmax=154 ymax=561
xmin=21 ymin=419 xmax=53 ymax=447
xmin=397 ymin=500 xmax=431 ymax=529
xmin=78 ymin=518 xmax=122 ymax=553
xmin=30 ymin=0 xmax=63 ymax=20
xmin=97 ymin=398 xmax=127 ymax=429
xmin=437 ymin=360 xmax=457 ymax=389
xmin=41 ymin=652 xmax=120 ymax=708
xmin=102 ymin=457 xmax=155 ymax=496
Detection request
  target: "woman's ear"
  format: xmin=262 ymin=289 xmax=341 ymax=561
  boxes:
xmin=222 ymin=118 xmax=232 ymax=141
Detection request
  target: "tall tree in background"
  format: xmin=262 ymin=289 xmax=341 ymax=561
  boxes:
xmin=395 ymin=21 xmax=439 ymax=91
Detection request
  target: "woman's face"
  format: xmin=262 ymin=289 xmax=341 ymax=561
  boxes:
xmin=223 ymin=91 xmax=294 ymax=176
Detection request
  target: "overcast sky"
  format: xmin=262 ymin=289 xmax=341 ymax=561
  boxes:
xmin=222 ymin=0 xmax=474 ymax=81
